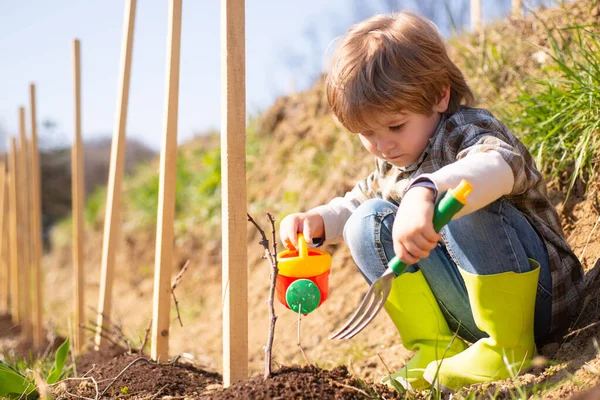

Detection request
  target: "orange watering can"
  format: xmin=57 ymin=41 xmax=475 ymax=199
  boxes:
xmin=276 ymin=234 xmax=331 ymax=314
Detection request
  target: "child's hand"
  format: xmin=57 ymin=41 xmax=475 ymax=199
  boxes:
xmin=279 ymin=212 xmax=325 ymax=250
xmin=392 ymin=187 xmax=442 ymax=265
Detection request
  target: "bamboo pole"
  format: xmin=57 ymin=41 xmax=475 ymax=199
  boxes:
xmin=95 ymin=0 xmax=137 ymax=349
xmin=151 ymin=0 xmax=182 ymax=362
xmin=29 ymin=83 xmax=44 ymax=349
xmin=221 ymin=0 xmax=248 ymax=386
xmin=8 ymin=139 xmax=19 ymax=324
xmin=72 ymin=40 xmax=85 ymax=354
xmin=471 ymin=0 xmax=482 ymax=33
xmin=18 ymin=107 xmax=32 ymax=344
xmin=0 ymin=161 xmax=6 ymax=313
xmin=512 ymin=0 xmax=522 ymax=18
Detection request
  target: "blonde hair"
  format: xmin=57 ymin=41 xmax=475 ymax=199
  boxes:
xmin=326 ymin=11 xmax=474 ymax=133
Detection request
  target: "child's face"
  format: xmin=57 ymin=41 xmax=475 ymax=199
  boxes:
xmin=358 ymin=91 xmax=450 ymax=168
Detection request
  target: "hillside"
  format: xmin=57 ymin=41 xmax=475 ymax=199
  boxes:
xmin=39 ymin=138 xmax=155 ymax=244
xmin=34 ymin=1 xmax=600 ymax=398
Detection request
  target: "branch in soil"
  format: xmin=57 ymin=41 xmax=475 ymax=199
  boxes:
xmin=81 ymin=325 xmax=126 ymax=351
xmin=171 ymin=260 xmax=190 ymax=327
xmin=247 ymin=212 xmax=279 ymax=380
xmin=138 ymin=319 xmax=153 ymax=355
xmin=297 ymin=304 xmax=311 ymax=366
xmin=87 ymin=307 xmax=133 ymax=353
xmin=55 ymin=376 xmax=100 ymax=400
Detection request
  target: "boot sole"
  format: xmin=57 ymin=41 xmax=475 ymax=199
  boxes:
xmin=422 ymin=368 xmax=455 ymax=394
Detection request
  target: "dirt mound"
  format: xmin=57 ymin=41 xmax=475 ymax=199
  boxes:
xmin=55 ymin=347 xmax=404 ymax=400
xmin=56 ymin=348 xmax=221 ymax=399
xmin=206 ymin=365 xmax=402 ymax=399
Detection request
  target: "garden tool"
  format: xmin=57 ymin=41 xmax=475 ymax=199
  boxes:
xmin=423 ymin=262 xmax=540 ymax=391
xmin=329 ymin=179 xmax=473 ymax=340
xmin=276 ymin=233 xmax=332 ymax=315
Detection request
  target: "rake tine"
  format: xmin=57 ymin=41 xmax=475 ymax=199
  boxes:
xmin=334 ymin=291 xmax=383 ymax=339
xmin=339 ymin=290 xmax=383 ymax=337
xmin=339 ymin=285 xmax=391 ymax=339
xmin=329 ymin=285 xmax=378 ymax=340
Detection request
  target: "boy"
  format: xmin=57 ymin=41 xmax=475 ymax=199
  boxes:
xmin=279 ymin=11 xmax=585 ymax=391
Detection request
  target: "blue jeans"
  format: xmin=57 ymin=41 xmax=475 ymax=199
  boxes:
xmin=343 ymin=198 xmax=553 ymax=343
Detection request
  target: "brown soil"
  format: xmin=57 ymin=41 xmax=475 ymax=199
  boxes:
xmin=205 ymin=365 xmax=401 ymax=399
xmin=55 ymin=347 xmax=221 ymax=399
xmin=53 ymin=346 xmax=402 ymax=399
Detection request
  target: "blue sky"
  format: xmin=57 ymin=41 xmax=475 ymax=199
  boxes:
xmin=0 ymin=1 xmax=528 ymax=151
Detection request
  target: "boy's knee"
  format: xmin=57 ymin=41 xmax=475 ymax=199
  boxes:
xmin=346 ymin=199 xmax=392 ymax=228
xmin=344 ymin=199 xmax=395 ymax=245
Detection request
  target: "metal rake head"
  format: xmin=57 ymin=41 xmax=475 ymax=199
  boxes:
xmin=329 ymin=270 xmax=395 ymax=340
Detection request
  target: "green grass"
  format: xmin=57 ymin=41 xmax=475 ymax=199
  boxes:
xmin=499 ymin=23 xmax=600 ymax=195
xmin=85 ymin=186 xmax=107 ymax=228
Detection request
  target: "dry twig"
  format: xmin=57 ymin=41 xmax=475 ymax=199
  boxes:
xmin=87 ymin=307 xmax=132 ymax=352
xmin=579 ymin=215 xmax=600 ymax=262
xmin=140 ymin=384 xmax=168 ymax=400
xmin=247 ymin=212 xmax=279 ymax=379
xmin=297 ymin=304 xmax=312 ymax=366
xmin=138 ymin=319 xmax=153 ymax=355
xmin=81 ymin=325 xmax=124 ymax=351
xmin=329 ymin=379 xmax=374 ymax=399
xmin=53 ymin=376 xmax=100 ymax=400
xmin=564 ymin=320 xmax=600 ymax=339
xmin=171 ymin=260 xmax=190 ymax=327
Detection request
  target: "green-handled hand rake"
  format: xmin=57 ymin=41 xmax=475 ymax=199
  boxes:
xmin=329 ymin=179 xmax=473 ymax=340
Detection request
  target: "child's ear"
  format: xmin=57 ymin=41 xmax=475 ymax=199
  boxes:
xmin=433 ymin=86 xmax=451 ymax=113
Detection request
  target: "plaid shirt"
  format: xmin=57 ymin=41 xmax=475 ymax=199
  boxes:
xmin=336 ymin=106 xmax=585 ymax=336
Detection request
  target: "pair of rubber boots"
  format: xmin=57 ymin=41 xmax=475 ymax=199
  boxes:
xmin=381 ymin=262 xmax=539 ymax=392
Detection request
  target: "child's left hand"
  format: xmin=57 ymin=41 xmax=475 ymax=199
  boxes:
xmin=392 ymin=186 xmax=442 ymax=265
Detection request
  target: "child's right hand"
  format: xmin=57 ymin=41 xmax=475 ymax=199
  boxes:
xmin=279 ymin=212 xmax=325 ymax=250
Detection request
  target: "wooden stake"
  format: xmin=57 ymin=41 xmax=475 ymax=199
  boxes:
xmin=471 ymin=0 xmax=482 ymax=33
xmin=512 ymin=0 xmax=522 ymax=18
xmin=71 ymin=40 xmax=85 ymax=355
xmin=95 ymin=0 xmax=137 ymax=349
xmin=0 ymin=177 xmax=9 ymax=315
xmin=0 ymin=161 xmax=6 ymax=313
xmin=151 ymin=0 xmax=182 ymax=362
xmin=29 ymin=84 xmax=43 ymax=349
xmin=221 ymin=0 xmax=248 ymax=386
xmin=18 ymin=107 xmax=32 ymax=344
xmin=8 ymin=138 xmax=19 ymax=324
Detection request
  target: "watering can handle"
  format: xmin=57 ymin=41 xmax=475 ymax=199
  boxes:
xmin=297 ymin=233 xmax=309 ymax=259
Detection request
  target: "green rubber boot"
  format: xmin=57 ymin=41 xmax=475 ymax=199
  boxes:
xmin=423 ymin=261 xmax=540 ymax=392
xmin=381 ymin=270 xmax=467 ymax=391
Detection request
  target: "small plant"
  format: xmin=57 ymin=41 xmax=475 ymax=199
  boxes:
xmin=0 ymin=360 xmax=36 ymax=399
xmin=46 ymin=337 xmax=71 ymax=384
xmin=0 ymin=338 xmax=70 ymax=399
